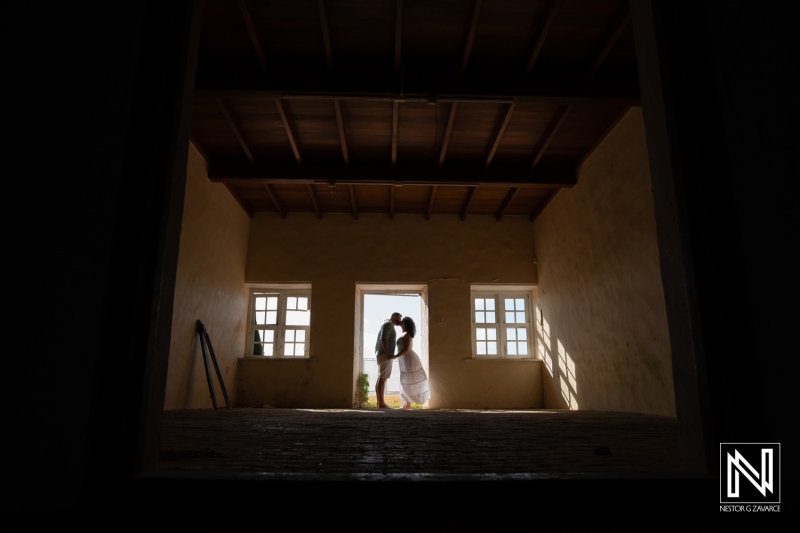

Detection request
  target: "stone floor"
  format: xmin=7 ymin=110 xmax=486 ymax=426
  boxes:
xmin=157 ymin=407 xmax=688 ymax=477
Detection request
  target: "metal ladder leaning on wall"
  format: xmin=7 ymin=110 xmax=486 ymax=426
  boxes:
xmin=196 ymin=320 xmax=231 ymax=409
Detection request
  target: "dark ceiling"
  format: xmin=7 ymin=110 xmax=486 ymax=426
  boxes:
xmin=190 ymin=0 xmax=640 ymax=221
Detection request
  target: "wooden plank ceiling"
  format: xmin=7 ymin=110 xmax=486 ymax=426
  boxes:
xmin=191 ymin=0 xmax=639 ymax=221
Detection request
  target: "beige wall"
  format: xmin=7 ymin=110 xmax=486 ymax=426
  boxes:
xmin=533 ymin=108 xmax=676 ymax=416
xmin=240 ymin=213 xmax=542 ymax=409
xmin=163 ymin=144 xmax=251 ymax=410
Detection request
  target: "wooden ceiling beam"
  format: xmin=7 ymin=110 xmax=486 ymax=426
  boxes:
xmin=577 ymin=106 xmax=630 ymax=170
xmin=199 ymin=91 xmax=637 ymax=108
xmin=439 ymin=103 xmax=458 ymax=167
xmin=485 ymin=102 xmax=516 ymax=168
xmin=394 ymin=0 xmax=403 ymax=72
xmin=194 ymin=70 xmax=641 ymax=106
xmin=461 ymin=186 xmax=478 ymax=221
xmin=525 ymin=0 xmax=561 ymax=75
xmin=225 ymin=183 xmax=253 ymax=219
xmin=460 ymin=0 xmax=483 ymax=74
xmin=237 ymin=0 xmax=267 ymax=68
xmin=215 ymin=98 xmax=254 ymax=163
xmin=426 ymin=186 xmax=437 ymax=221
xmin=588 ymin=7 xmax=631 ymax=77
xmin=275 ymin=99 xmax=302 ymax=165
xmin=496 ymin=187 xmax=519 ymax=221
xmin=333 ymin=99 xmax=349 ymax=166
xmin=317 ymin=0 xmax=334 ymax=70
xmin=530 ymin=105 xmax=573 ymax=169
xmin=530 ymin=189 xmax=559 ymax=222
xmin=264 ymin=184 xmax=286 ymax=219
xmin=209 ymin=162 xmax=578 ymax=188
xmin=189 ymin=135 xmax=210 ymax=166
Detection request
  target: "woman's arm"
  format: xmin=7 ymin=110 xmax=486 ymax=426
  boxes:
xmin=393 ymin=334 xmax=411 ymax=358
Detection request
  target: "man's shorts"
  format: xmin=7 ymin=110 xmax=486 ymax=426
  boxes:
xmin=377 ymin=353 xmax=393 ymax=379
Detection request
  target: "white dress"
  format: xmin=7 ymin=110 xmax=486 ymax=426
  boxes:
xmin=396 ymin=336 xmax=431 ymax=405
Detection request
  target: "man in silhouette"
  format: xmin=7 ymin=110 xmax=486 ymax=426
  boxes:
xmin=375 ymin=312 xmax=402 ymax=409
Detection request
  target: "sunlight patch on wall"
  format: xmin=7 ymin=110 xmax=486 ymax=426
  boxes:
xmin=558 ymin=340 xmax=579 ymax=410
xmin=537 ymin=308 xmax=554 ymax=376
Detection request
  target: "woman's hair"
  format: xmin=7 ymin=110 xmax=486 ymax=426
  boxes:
xmin=402 ymin=316 xmax=416 ymax=338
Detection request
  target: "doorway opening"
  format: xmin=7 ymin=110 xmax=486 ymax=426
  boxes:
xmin=354 ymin=283 xmax=429 ymax=406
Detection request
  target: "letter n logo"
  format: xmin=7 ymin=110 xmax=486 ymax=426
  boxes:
xmin=720 ymin=443 xmax=780 ymax=504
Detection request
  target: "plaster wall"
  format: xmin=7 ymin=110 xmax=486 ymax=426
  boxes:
xmin=240 ymin=213 xmax=542 ymax=409
xmin=533 ymin=107 xmax=675 ymax=416
xmin=164 ymin=144 xmax=251 ymax=410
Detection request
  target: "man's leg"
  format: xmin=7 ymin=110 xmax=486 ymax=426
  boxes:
xmin=378 ymin=376 xmax=392 ymax=408
xmin=375 ymin=376 xmax=384 ymax=408
xmin=376 ymin=354 xmax=392 ymax=409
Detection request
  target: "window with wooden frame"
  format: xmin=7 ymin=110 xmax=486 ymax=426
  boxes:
xmin=470 ymin=286 xmax=534 ymax=359
xmin=246 ymin=286 xmax=311 ymax=358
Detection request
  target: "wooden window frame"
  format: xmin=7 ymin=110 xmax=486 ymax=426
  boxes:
xmin=470 ymin=286 xmax=535 ymax=360
xmin=246 ymin=284 xmax=311 ymax=358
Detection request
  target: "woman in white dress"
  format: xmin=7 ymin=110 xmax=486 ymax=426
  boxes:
xmin=395 ymin=316 xmax=430 ymax=409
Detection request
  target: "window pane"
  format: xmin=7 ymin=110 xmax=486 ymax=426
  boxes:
xmin=475 ymin=311 xmax=484 ymax=324
xmin=298 ymin=297 xmax=308 ymax=310
xmin=475 ymin=299 xmax=484 ymax=311
xmin=286 ymin=309 xmax=310 ymax=326
xmin=255 ymin=297 xmax=266 ymax=311
xmin=296 ymin=330 xmax=306 ymax=342
xmin=253 ymin=330 xmax=263 ymax=355
xmin=255 ymin=311 xmax=266 ymax=325
xmin=518 ymin=328 xmax=527 ymax=341
xmin=284 ymin=343 xmax=293 ymax=356
xmin=487 ymin=328 xmax=496 ymax=340
xmin=516 ymin=298 xmax=525 ymax=310
xmin=296 ymin=343 xmax=305 ymax=355
xmin=505 ymin=298 xmax=514 ymax=310
xmin=486 ymin=312 xmax=495 ymax=323
xmin=285 ymin=330 xmax=295 ymax=342
xmin=507 ymin=342 xmax=517 ymax=355
xmin=476 ymin=328 xmax=486 ymax=341
xmin=518 ymin=343 xmax=528 ymax=355
xmin=486 ymin=299 xmax=495 ymax=310
xmin=516 ymin=311 xmax=525 ymax=323
xmin=488 ymin=342 xmax=497 ymax=355
xmin=506 ymin=312 xmax=515 ymax=323
xmin=477 ymin=342 xmax=486 ymax=355
xmin=266 ymin=311 xmax=277 ymax=324
xmin=266 ymin=297 xmax=278 ymax=310
xmin=265 ymin=344 xmax=274 ymax=356
xmin=264 ymin=330 xmax=274 ymax=342
xmin=507 ymin=328 xmax=516 ymax=340
xmin=287 ymin=297 xmax=297 ymax=310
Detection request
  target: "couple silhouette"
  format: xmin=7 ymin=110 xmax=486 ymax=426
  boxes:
xmin=374 ymin=312 xmax=430 ymax=409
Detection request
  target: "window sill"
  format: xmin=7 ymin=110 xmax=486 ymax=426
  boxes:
xmin=465 ymin=358 xmax=540 ymax=362
xmin=243 ymin=356 xmax=319 ymax=362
